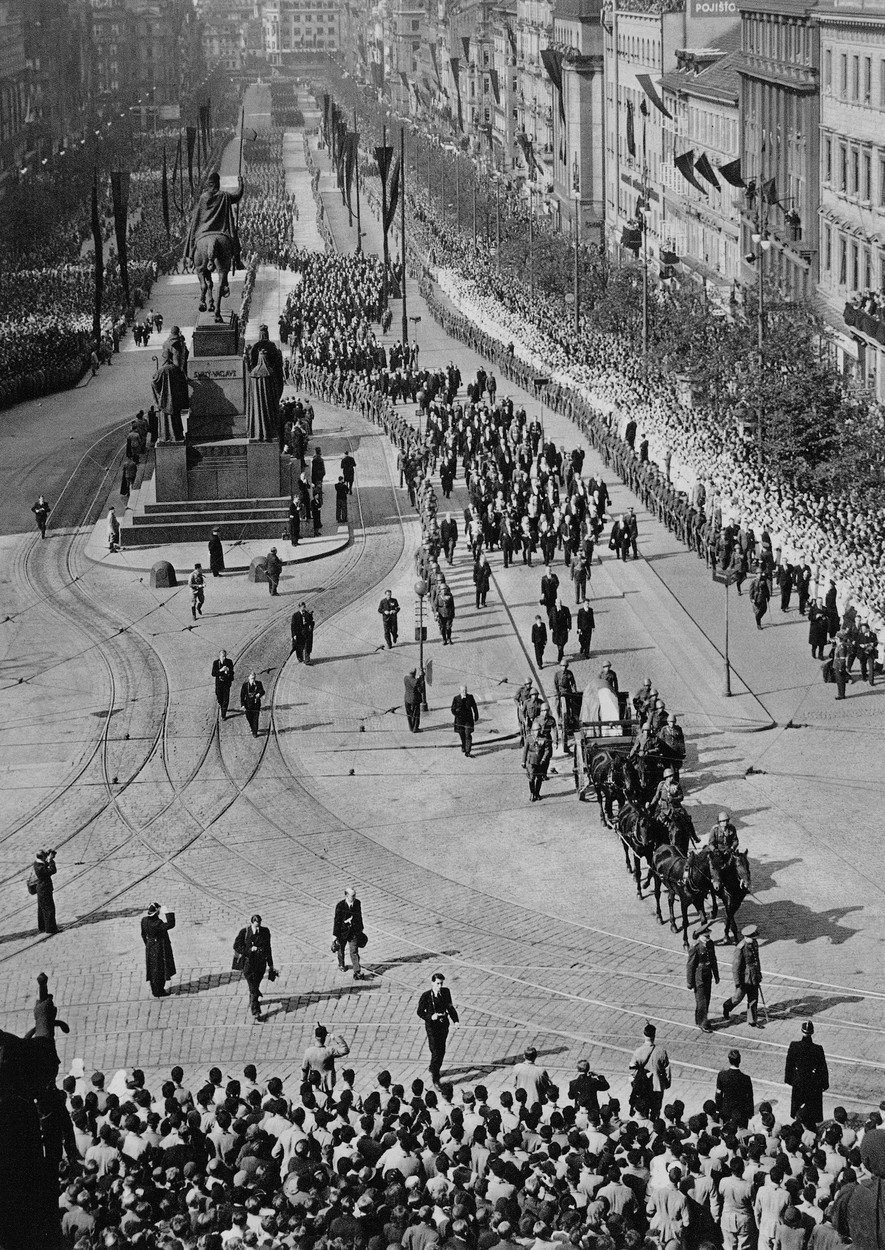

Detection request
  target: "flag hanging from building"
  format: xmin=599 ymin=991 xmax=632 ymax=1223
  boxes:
xmin=199 ymin=103 xmax=209 ymax=161
xmin=344 ymin=132 xmax=358 ymax=209
xmin=761 ymin=177 xmax=778 ymax=204
xmin=186 ymin=125 xmax=196 ymax=191
xmin=694 ymin=151 xmax=719 ymax=188
xmin=110 ymin=169 xmax=131 ymax=307
xmin=489 ymin=68 xmax=500 ymax=104
xmin=626 ymin=100 xmax=636 ymax=158
xmin=635 ymin=73 xmax=672 ymax=120
xmin=675 ymin=149 xmax=708 ymax=195
xmin=717 ymin=157 xmax=745 ymax=187
xmin=429 ymin=44 xmax=442 ymax=86
xmin=162 ymin=146 xmax=170 ymax=238
xmin=540 ymin=48 xmax=565 ymax=123
xmin=91 ymin=168 xmax=104 ymax=346
xmin=172 ymin=133 xmax=182 ymax=214
xmin=505 ymin=23 xmax=517 ymax=60
xmin=462 ymin=37 xmax=471 ymax=60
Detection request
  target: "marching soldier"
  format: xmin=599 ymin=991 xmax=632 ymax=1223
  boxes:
xmin=686 ymin=924 xmax=719 ymax=1032
xmin=723 ymin=925 xmax=763 ymax=1027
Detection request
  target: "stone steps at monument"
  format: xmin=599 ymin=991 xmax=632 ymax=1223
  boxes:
xmin=121 ymin=497 xmax=291 ymax=548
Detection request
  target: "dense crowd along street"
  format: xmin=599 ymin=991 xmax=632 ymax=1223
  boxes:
xmin=0 ymin=76 xmax=883 ymax=1250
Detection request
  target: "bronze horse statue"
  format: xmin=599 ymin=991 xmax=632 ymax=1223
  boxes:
xmin=184 ymin=171 xmax=243 ymax=323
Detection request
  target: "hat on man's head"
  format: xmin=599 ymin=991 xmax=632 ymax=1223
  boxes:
xmin=741 ymin=925 xmax=758 ymax=938
xmin=801 ymin=1021 xmax=815 ymax=1035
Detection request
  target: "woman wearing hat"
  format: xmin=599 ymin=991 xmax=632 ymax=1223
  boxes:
xmin=141 ymin=903 xmax=176 ymax=998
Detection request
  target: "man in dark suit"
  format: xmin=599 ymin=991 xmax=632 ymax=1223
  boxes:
xmin=539 ymin=567 xmax=559 ymax=624
xmin=715 ymin=1049 xmax=754 ymax=1127
xmin=576 ymin=603 xmax=595 ymax=659
xmin=32 ymin=849 xmax=58 ymax=935
xmin=211 ymin=650 xmax=234 ymax=720
xmin=233 ymin=914 xmax=275 ymax=1021
xmin=333 ymin=886 xmax=366 ymax=980
xmin=240 ymin=672 xmax=265 ymax=737
xmin=403 ymin=668 xmax=426 ymax=732
xmin=784 ymin=1021 xmax=829 ymax=1125
xmin=531 ymin=615 xmax=548 ymax=668
xmin=686 ymin=925 xmax=719 ymax=1032
xmin=416 ymin=971 xmax=459 ymax=1085
xmin=291 ymin=602 xmax=315 ymax=663
xmin=141 ymin=903 xmax=175 ymax=998
xmin=451 ymin=685 xmax=479 ymax=756
xmin=568 ymin=1059 xmax=610 ymax=1114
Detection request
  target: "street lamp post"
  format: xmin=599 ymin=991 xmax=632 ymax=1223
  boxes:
xmin=414 ymin=578 xmax=429 ymax=709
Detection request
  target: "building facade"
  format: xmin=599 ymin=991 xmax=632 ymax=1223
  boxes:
xmin=661 ymin=40 xmax=742 ymax=293
xmin=737 ymin=0 xmax=820 ymax=299
xmin=816 ymin=0 xmax=885 ymax=397
xmin=553 ymin=0 xmax=605 ymax=243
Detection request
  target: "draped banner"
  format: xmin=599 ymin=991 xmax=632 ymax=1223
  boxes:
xmin=636 ymin=73 xmax=673 ymax=119
xmin=429 ymin=43 xmax=441 ymax=86
xmin=540 ymin=48 xmax=565 ymax=123
xmin=186 ymin=125 xmax=196 ymax=191
xmin=717 ymin=157 xmax=745 ymax=187
xmin=374 ymin=143 xmax=393 ymax=185
xmin=323 ymin=94 xmax=331 ymax=147
xmin=172 ymin=133 xmax=182 ymax=214
xmin=675 ymin=149 xmax=708 ymax=195
xmin=489 ymin=68 xmax=500 ymax=104
xmin=462 ymin=36 xmax=470 ymax=61
xmin=505 ymin=23 xmax=517 ymax=60
xmin=199 ymin=103 xmax=209 ymax=161
xmin=91 ymin=168 xmax=103 ymax=345
xmin=626 ymin=100 xmax=636 ymax=158
xmin=450 ymin=57 xmax=464 ymax=131
xmin=694 ymin=151 xmax=719 ymax=189
xmin=383 ymin=156 xmax=401 ymax=234
xmin=162 ymin=145 xmax=170 ymax=238
xmin=110 ymin=169 xmax=131 ymax=307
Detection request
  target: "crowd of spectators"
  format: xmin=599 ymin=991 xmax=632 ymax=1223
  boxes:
xmin=49 ymin=1052 xmax=885 ymax=1250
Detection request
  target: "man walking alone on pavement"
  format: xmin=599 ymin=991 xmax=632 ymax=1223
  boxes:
xmin=189 ymin=564 xmax=205 ymax=620
xmin=211 ymin=650 xmax=235 ymax=720
xmin=378 ymin=590 xmax=400 ymax=648
xmin=723 ymin=925 xmax=763 ymax=1027
xmin=451 ymin=685 xmax=479 ymax=756
xmin=417 ymin=972 xmax=459 ymax=1086
xmin=240 ymin=671 xmax=265 ymax=737
xmin=333 ymin=885 xmax=366 ymax=979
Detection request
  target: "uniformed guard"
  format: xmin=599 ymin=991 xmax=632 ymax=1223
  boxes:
xmin=723 ymin=925 xmax=763 ymax=1027
xmin=686 ymin=924 xmax=719 ymax=1032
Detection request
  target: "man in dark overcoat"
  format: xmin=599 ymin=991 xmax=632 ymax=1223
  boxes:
xmin=784 ymin=1021 xmax=829 ymax=1125
xmin=233 ymin=914 xmax=275 ymax=1021
xmin=686 ymin=925 xmax=719 ymax=1032
xmin=332 ymin=886 xmax=366 ymax=979
xmin=141 ymin=903 xmax=176 ymax=997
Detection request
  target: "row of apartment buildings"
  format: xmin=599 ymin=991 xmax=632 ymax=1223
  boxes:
xmin=329 ymin=0 xmax=885 ymax=398
xmin=0 ymin=0 xmax=202 ymax=190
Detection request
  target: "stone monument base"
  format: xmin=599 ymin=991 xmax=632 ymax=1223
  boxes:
xmin=247 ymin=440 xmax=282 ymax=499
xmin=188 ymin=354 xmax=246 ymax=439
xmin=193 ymin=310 xmax=240 ymax=358
xmin=154 ymin=441 xmax=188 ymax=503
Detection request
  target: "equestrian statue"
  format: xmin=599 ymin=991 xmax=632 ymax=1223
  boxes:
xmin=184 ymin=170 xmax=244 ymax=323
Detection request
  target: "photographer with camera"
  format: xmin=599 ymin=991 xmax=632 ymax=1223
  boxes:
xmin=29 ymin=849 xmax=58 ymax=935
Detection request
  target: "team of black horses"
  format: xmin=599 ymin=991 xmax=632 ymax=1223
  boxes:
xmin=581 ymin=739 xmax=751 ymax=948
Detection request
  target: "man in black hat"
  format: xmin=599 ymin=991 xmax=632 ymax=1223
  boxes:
xmin=416 ymin=972 xmax=459 ymax=1086
xmin=784 ymin=1022 xmax=829 ymax=1125
xmin=141 ymin=903 xmax=176 ymax=998
xmin=686 ymin=925 xmax=719 ymax=1032
xmin=723 ymin=925 xmax=763 ymax=1027
xmin=265 ymin=547 xmax=283 ymax=596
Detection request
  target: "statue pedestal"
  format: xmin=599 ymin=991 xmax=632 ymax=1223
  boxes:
xmin=188 ymin=355 xmax=246 ymax=440
xmin=247 ymin=440 xmax=281 ymax=498
xmin=155 ymin=440 xmax=188 ymax=503
xmin=193 ymin=311 xmax=240 ymax=358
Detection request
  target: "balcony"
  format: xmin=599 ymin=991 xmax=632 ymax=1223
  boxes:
xmin=844 ymin=299 xmax=885 ymax=346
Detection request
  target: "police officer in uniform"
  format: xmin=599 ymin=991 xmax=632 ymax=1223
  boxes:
xmin=784 ymin=1021 xmax=829 ymax=1125
xmin=686 ymin=924 xmax=719 ymax=1032
xmin=723 ymin=925 xmax=763 ymax=1027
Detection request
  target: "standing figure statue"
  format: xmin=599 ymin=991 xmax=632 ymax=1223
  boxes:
xmin=184 ymin=170 xmax=244 ymax=323
xmin=151 ymin=345 xmax=193 ymax=442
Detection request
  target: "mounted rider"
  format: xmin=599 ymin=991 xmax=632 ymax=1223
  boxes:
xmin=656 ymin=713 xmax=686 ymax=780
xmin=651 ymin=769 xmax=685 ymax=821
xmin=703 ymin=810 xmax=740 ymax=858
xmin=185 ymin=170 xmax=244 ymax=311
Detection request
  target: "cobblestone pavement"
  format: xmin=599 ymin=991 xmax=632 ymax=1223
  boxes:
xmin=0 ymin=105 xmax=882 ymax=1117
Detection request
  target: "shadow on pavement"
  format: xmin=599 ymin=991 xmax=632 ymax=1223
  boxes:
xmin=0 ymin=903 xmax=144 ymax=946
